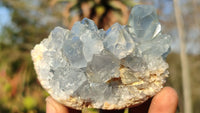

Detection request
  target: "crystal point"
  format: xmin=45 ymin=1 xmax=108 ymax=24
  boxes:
xmin=128 ymin=5 xmax=161 ymax=40
xmin=104 ymin=23 xmax=135 ymax=59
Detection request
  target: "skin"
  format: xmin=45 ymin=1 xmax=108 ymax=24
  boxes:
xmin=46 ymin=87 xmax=178 ymax=113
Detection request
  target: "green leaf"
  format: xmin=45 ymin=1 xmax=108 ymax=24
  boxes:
xmin=23 ymin=96 xmax=37 ymax=110
xmin=120 ymin=0 xmax=136 ymax=7
xmin=3 ymin=82 xmax=12 ymax=93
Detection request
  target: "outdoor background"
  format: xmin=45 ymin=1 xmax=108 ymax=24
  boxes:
xmin=0 ymin=0 xmax=199 ymax=113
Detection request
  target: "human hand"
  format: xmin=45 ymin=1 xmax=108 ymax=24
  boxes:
xmin=46 ymin=87 xmax=178 ymax=113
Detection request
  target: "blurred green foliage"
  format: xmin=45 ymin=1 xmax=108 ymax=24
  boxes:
xmin=23 ymin=96 xmax=37 ymax=110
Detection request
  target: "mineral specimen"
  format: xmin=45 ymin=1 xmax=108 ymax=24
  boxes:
xmin=31 ymin=5 xmax=172 ymax=110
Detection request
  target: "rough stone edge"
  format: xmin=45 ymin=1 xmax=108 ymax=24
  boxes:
xmin=37 ymin=67 xmax=167 ymax=110
xmin=31 ymin=43 xmax=168 ymax=110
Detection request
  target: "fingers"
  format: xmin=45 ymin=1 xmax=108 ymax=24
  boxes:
xmin=46 ymin=96 xmax=81 ymax=113
xmin=148 ymin=87 xmax=178 ymax=113
xmin=45 ymin=87 xmax=178 ymax=113
xmin=128 ymin=98 xmax=152 ymax=113
xmin=99 ymin=109 xmax=125 ymax=113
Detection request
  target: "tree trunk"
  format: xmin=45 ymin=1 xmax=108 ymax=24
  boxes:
xmin=173 ymin=0 xmax=192 ymax=113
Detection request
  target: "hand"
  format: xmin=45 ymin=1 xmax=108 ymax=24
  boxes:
xmin=46 ymin=87 xmax=178 ymax=113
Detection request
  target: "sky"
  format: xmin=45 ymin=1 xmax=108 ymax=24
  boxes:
xmin=0 ymin=6 xmax=11 ymax=33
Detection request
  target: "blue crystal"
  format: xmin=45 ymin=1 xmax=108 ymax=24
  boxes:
xmin=31 ymin=5 xmax=172 ymax=109
xmin=128 ymin=5 xmax=161 ymax=41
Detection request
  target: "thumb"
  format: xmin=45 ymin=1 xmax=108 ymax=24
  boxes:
xmin=46 ymin=96 xmax=81 ymax=113
xmin=148 ymin=87 xmax=178 ymax=113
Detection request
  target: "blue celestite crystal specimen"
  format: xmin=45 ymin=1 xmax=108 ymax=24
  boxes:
xmin=31 ymin=5 xmax=172 ymax=110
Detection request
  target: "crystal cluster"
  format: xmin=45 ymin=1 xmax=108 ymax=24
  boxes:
xmin=31 ymin=5 xmax=172 ymax=110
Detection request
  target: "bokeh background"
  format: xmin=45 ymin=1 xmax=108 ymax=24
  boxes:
xmin=0 ymin=0 xmax=199 ymax=113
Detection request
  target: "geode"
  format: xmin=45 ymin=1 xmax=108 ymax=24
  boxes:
xmin=31 ymin=5 xmax=172 ymax=110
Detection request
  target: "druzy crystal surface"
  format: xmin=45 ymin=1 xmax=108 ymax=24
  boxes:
xmin=31 ymin=5 xmax=172 ymax=110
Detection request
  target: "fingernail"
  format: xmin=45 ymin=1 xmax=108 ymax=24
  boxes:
xmin=46 ymin=96 xmax=57 ymax=113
